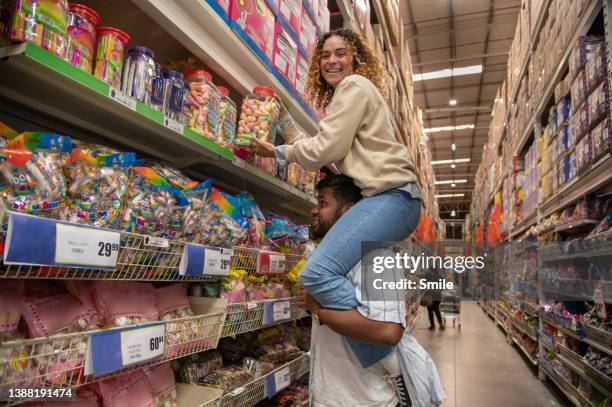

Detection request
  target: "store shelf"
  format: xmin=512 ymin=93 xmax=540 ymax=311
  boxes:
xmin=208 ymin=353 xmax=310 ymax=407
xmin=550 ymin=219 xmax=599 ymax=234
xmin=510 ymin=316 xmax=538 ymax=342
xmin=510 ymin=210 xmax=537 ymax=239
xmin=541 ymin=154 xmax=612 ymax=218
xmin=510 ymin=336 xmax=537 ymax=366
xmin=0 ymin=311 xmax=225 ymax=392
xmin=130 ymin=0 xmax=318 ymax=135
xmin=513 ymin=0 xmax=603 ymax=156
xmin=582 ymin=358 xmax=612 ymax=400
xmin=541 ymin=364 xmax=591 ymax=407
xmin=0 ymin=43 xmax=316 ymax=221
xmin=221 ymin=298 xmax=309 ymax=338
xmin=336 ymin=0 xmax=358 ymax=30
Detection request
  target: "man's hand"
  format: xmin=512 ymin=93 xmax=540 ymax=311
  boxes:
xmin=249 ymin=137 xmax=277 ymax=158
xmin=296 ymin=286 xmax=321 ymax=314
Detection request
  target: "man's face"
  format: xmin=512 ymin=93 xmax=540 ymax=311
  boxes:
xmin=310 ymin=187 xmax=349 ymax=239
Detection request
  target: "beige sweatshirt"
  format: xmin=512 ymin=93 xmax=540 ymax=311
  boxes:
xmin=281 ymin=74 xmax=417 ymax=197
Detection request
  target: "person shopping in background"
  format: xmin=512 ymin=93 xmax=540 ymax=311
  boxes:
xmin=249 ymin=28 xmax=421 ymax=369
xmin=298 ymin=174 xmax=446 ymax=407
xmin=423 ymin=268 xmax=445 ymax=330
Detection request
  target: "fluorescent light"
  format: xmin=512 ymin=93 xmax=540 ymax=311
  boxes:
xmin=451 ymin=183 xmax=456 ymax=188
xmin=451 ymin=164 xmax=456 ymax=168
xmin=435 ymin=193 xmax=465 ymax=198
xmin=451 ymin=210 xmax=456 ymax=217
xmin=431 ymin=158 xmax=471 ymax=165
xmin=451 ymin=143 xmax=456 ymax=151
xmin=423 ymin=124 xmax=475 ymax=133
xmin=435 ymin=179 xmax=468 ymax=185
xmin=413 ymin=65 xmax=483 ymax=82
xmin=449 ymin=99 xmax=457 ymax=106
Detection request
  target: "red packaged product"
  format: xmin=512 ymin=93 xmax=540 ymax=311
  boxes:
xmin=229 ymin=0 xmax=275 ymax=63
xmin=273 ymin=21 xmax=298 ymax=87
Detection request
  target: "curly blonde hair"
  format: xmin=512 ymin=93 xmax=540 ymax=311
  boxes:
xmin=306 ymin=28 xmax=388 ymax=111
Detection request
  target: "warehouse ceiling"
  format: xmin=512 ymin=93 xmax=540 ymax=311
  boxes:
xmin=401 ymin=0 xmax=521 ymax=218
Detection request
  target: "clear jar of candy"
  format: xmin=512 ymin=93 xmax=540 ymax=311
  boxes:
xmin=121 ymin=46 xmax=156 ymax=102
xmin=65 ymin=4 xmax=100 ymax=73
xmin=7 ymin=0 xmax=69 ymax=58
xmin=182 ymin=81 xmax=192 ymax=126
xmin=162 ymin=70 xmax=185 ymax=122
xmin=147 ymin=62 xmax=164 ymax=112
xmin=185 ymin=70 xmax=222 ymax=142
xmin=217 ymin=86 xmax=237 ymax=147
xmin=94 ymin=26 xmax=130 ymax=88
xmin=236 ymin=86 xmax=280 ymax=146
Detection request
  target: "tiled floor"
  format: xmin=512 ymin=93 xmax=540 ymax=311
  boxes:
xmin=412 ymin=302 xmax=569 ymax=407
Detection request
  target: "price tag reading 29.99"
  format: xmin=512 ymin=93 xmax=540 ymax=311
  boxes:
xmin=55 ymin=224 xmax=121 ymax=268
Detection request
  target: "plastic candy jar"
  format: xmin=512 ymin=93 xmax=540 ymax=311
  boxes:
xmin=185 ymin=70 xmax=221 ymax=142
xmin=217 ymin=86 xmax=237 ymax=147
xmin=94 ymin=26 xmax=130 ymax=88
xmin=236 ymin=86 xmax=280 ymax=146
xmin=162 ymin=70 xmax=185 ymax=122
xmin=121 ymin=46 xmax=155 ymax=103
xmin=65 ymin=4 xmax=100 ymax=73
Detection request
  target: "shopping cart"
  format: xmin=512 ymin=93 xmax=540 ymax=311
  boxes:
xmin=441 ymin=287 xmax=462 ymax=330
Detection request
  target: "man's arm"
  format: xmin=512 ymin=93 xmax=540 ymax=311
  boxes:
xmin=318 ymin=308 xmax=404 ymax=346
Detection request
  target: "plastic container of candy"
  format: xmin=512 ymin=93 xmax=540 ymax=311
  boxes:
xmin=217 ymin=86 xmax=237 ymax=147
xmin=146 ymin=62 xmax=165 ymax=112
xmin=236 ymin=86 xmax=280 ymax=146
xmin=162 ymin=70 xmax=185 ymax=122
xmin=186 ymin=70 xmax=221 ymax=142
xmin=121 ymin=46 xmax=156 ymax=103
xmin=64 ymin=4 xmax=100 ymax=73
xmin=94 ymin=26 xmax=130 ymax=88
xmin=182 ymin=81 xmax=192 ymax=126
xmin=7 ymin=0 xmax=69 ymax=58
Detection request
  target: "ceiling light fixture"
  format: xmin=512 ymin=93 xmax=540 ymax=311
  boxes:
xmin=451 ymin=163 xmax=456 ymax=168
xmin=451 ymin=210 xmax=456 ymax=217
xmin=423 ymin=124 xmax=475 ymax=133
xmin=451 ymin=143 xmax=456 ymax=151
xmin=451 ymin=183 xmax=456 ymax=188
xmin=449 ymin=99 xmax=457 ymax=106
xmin=435 ymin=193 xmax=465 ymax=198
xmin=413 ymin=65 xmax=483 ymax=82
xmin=435 ymin=179 xmax=468 ymax=185
xmin=431 ymin=158 xmax=471 ymax=165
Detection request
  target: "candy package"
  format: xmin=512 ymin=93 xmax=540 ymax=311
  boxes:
xmin=98 ymin=370 xmax=155 ymax=407
xmin=236 ymin=86 xmax=280 ymax=146
xmin=0 ymin=132 xmax=71 ymax=219
xmin=265 ymin=212 xmax=293 ymax=250
xmin=585 ymin=42 xmax=607 ymax=92
xmin=569 ymin=104 xmax=589 ymax=145
xmin=588 ymin=80 xmax=609 ymax=127
xmin=186 ymin=70 xmax=221 ymax=142
xmin=246 ymin=275 xmax=268 ymax=301
xmin=62 ymin=147 xmax=137 ymax=229
xmin=591 ymin=117 xmax=611 ymax=160
xmin=575 ymin=133 xmax=592 ymax=173
xmin=242 ymin=357 xmax=273 ymax=378
xmin=271 ymin=383 xmax=309 ymax=405
xmin=6 ymin=0 xmax=69 ymax=58
xmin=569 ymin=35 xmax=605 ymax=80
xmin=168 ymin=180 xmax=212 ymax=242
xmin=0 ymin=280 xmax=25 ymax=342
xmin=200 ymin=190 xmax=249 ymax=248
xmin=256 ymin=341 xmax=302 ymax=364
xmin=121 ymin=166 xmax=186 ymax=237
xmin=218 ymin=86 xmax=237 ymax=147
xmin=92 ymin=281 xmax=157 ymax=327
xmin=267 ymin=278 xmax=291 ymax=300
xmin=220 ymin=268 xmax=248 ymax=303
xmin=143 ymin=363 xmax=178 ymax=407
xmin=175 ymin=351 xmax=223 ymax=384
xmin=198 ymin=365 xmax=253 ymax=392
xmin=570 ymin=70 xmax=587 ymax=114
xmin=557 ymin=97 xmax=571 ymax=126
xmin=238 ymin=192 xmax=267 ymax=248
xmin=65 ymin=4 xmax=100 ymax=73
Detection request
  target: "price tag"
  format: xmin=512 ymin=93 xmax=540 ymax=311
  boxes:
xmin=257 ymin=251 xmax=286 ymax=274
xmin=203 ymin=248 xmax=233 ymax=276
xmin=233 ymin=158 xmax=246 ymax=168
xmin=163 ymin=117 xmax=184 ymax=134
xmin=246 ymin=302 xmax=258 ymax=310
xmin=86 ymin=322 xmax=165 ymax=377
xmin=265 ymin=366 xmax=291 ymax=398
xmin=108 ymin=87 xmax=137 ymax=110
xmin=571 ymin=318 xmax=577 ymax=331
xmin=3 ymin=213 xmax=120 ymax=270
xmin=144 ymin=236 xmax=169 ymax=248
xmin=120 ymin=324 xmax=166 ymax=366
xmin=263 ymin=300 xmax=291 ymax=324
xmin=55 ymin=224 xmax=120 ymax=268
xmin=594 ymin=285 xmax=608 ymax=319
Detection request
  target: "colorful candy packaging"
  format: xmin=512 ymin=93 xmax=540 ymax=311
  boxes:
xmin=218 ymin=85 xmax=237 ymax=147
xmin=0 ymin=131 xmax=71 ymax=220
xmin=65 ymin=4 xmax=100 ymax=73
xmin=6 ymin=0 xmax=69 ymax=58
xmin=62 ymin=146 xmax=137 ymax=229
xmin=122 ymin=46 xmax=156 ymax=103
xmin=186 ymin=70 xmax=221 ymax=142
xmin=92 ymin=281 xmax=157 ymax=328
xmin=0 ymin=280 xmax=25 ymax=342
xmin=168 ymin=179 xmax=212 ymax=242
xmin=121 ymin=166 xmax=186 ymax=237
xmin=98 ymin=370 xmax=155 ymax=407
xmin=246 ymin=275 xmax=267 ymax=301
xmin=219 ymin=268 xmax=247 ymax=303
xmin=200 ymin=189 xmax=249 ymax=248
xmin=238 ymin=191 xmax=267 ymax=248
xmin=94 ymin=26 xmax=130 ymax=88
xmin=236 ymin=86 xmax=280 ymax=146
xmin=143 ymin=363 xmax=178 ymax=407
xmin=265 ymin=211 xmax=293 ymax=249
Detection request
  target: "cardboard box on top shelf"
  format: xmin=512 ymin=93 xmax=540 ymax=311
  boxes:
xmin=300 ymin=4 xmax=317 ymax=56
xmin=548 ymin=0 xmax=556 ymax=24
xmin=317 ymin=0 xmax=330 ymax=34
xmin=365 ymin=22 xmax=376 ymax=48
xmin=381 ymin=0 xmax=400 ymax=46
xmin=353 ymin=0 xmax=370 ymax=34
xmin=229 ymin=0 xmax=275 ymax=62
xmin=530 ymin=0 xmax=544 ymax=35
xmin=273 ymin=21 xmax=298 ymax=87
xmin=277 ymin=0 xmax=302 ymax=39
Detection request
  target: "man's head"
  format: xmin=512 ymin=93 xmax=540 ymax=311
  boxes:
xmin=311 ymin=175 xmax=362 ymax=239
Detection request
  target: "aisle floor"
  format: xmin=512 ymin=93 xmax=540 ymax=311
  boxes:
xmin=412 ymin=302 xmax=567 ymax=407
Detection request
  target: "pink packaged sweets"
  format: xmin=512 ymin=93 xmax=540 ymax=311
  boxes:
xmin=246 ymin=276 xmax=268 ymax=301
xmin=273 ymin=21 xmax=298 ymax=88
xmin=229 ymin=0 xmax=275 ymax=63
xmin=300 ymin=5 xmax=317 ymax=56
xmin=98 ymin=370 xmax=155 ymax=407
xmin=587 ymin=80 xmax=609 ymax=127
xmin=570 ymin=70 xmax=587 ymax=114
xmin=92 ymin=281 xmax=158 ymax=327
xmin=295 ymin=54 xmax=309 ymax=98
xmin=276 ymin=0 xmax=301 ymax=38
xmin=585 ymin=42 xmax=607 ymax=92
xmin=143 ymin=363 xmax=178 ymax=407
xmin=220 ymin=269 xmax=248 ymax=303
xmin=0 ymin=280 xmax=25 ymax=342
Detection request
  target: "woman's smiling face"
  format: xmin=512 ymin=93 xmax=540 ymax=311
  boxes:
xmin=319 ymin=35 xmax=353 ymax=88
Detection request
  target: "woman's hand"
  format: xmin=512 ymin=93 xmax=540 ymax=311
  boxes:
xmin=273 ymin=95 xmax=289 ymax=119
xmin=296 ymin=286 xmax=321 ymax=314
xmin=249 ymin=137 xmax=277 ymax=158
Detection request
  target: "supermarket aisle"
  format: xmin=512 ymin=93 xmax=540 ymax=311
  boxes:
xmin=412 ymin=302 xmax=564 ymax=407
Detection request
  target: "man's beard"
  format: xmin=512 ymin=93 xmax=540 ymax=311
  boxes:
xmin=310 ymin=209 xmax=343 ymax=240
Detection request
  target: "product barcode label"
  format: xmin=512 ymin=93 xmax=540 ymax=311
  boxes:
xmin=108 ymin=87 xmax=137 ymax=110
xmin=163 ymin=117 xmax=184 ymax=134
